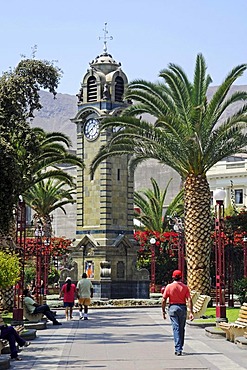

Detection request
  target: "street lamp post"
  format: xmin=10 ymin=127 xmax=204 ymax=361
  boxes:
xmin=35 ymin=225 xmax=43 ymax=304
xmin=242 ymin=237 xmax=247 ymax=278
xmin=213 ymin=189 xmax=227 ymax=323
xmin=173 ymin=218 xmax=185 ymax=281
xmin=43 ymin=238 xmax=50 ymax=297
xmin=150 ymin=237 xmax=156 ymax=293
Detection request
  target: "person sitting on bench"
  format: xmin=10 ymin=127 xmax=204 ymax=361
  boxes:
xmin=0 ymin=315 xmax=30 ymax=361
xmin=23 ymin=289 xmax=62 ymax=325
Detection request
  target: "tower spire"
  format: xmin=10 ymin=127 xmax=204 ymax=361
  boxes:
xmin=99 ymin=22 xmax=113 ymax=54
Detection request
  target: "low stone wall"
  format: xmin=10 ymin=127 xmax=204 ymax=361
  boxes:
xmin=48 ymin=296 xmax=162 ymax=308
xmin=91 ymin=298 xmax=162 ymax=307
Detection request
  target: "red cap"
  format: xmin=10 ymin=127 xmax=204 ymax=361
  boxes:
xmin=172 ymin=270 xmax=182 ymax=278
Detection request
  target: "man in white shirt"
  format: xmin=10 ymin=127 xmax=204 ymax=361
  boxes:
xmin=76 ymin=273 xmax=93 ymax=320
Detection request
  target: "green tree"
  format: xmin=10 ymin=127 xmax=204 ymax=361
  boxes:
xmin=21 ymin=127 xmax=82 ymax=191
xmin=134 ymin=177 xmax=184 ymax=232
xmin=24 ymin=178 xmax=76 ymax=237
xmin=91 ymin=54 xmax=247 ymax=294
xmin=0 ymin=59 xmax=83 ymax=236
xmin=0 ymin=58 xmax=61 ymax=235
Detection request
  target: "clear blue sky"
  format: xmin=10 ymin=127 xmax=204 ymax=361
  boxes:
xmin=1 ymin=0 xmax=247 ymax=95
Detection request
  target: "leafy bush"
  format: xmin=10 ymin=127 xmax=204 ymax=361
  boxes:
xmin=24 ymin=261 xmax=36 ymax=286
xmin=0 ymin=251 xmax=20 ymax=289
xmin=234 ymin=278 xmax=247 ymax=304
xmin=48 ymin=266 xmax=60 ymax=284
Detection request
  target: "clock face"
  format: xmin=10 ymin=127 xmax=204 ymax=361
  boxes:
xmin=84 ymin=118 xmax=100 ymax=141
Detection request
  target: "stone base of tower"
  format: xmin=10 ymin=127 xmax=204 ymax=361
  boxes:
xmin=59 ymin=234 xmax=150 ymax=299
xmin=91 ymin=279 xmax=149 ymax=299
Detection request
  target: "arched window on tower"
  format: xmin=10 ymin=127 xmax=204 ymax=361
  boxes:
xmin=87 ymin=76 xmax=97 ymax=102
xmin=115 ymin=76 xmax=124 ymax=102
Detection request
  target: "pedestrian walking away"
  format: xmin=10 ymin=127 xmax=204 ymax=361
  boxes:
xmin=161 ymin=270 xmax=194 ymax=356
xmin=0 ymin=315 xmax=31 ymax=361
xmin=23 ymin=289 xmax=62 ymax=325
xmin=59 ymin=277 xmax=77 ymax=320
xmin=77 ymin=272 xmax=93 ymax=320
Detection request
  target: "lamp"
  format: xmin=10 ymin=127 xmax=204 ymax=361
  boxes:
xmin=213 ymin=188 xmax=227 ymax=203
xmin=150 ymin=237 xmax=156 ymax=293
xmin=213 ymin=188 xmax=227 ymax=322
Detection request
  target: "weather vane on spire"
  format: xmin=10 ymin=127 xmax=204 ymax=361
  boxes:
xmin=99 ymin=22 xmax=113 ymax=54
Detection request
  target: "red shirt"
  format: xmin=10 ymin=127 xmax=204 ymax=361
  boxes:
xmin=163 ymin=281 xmax=190 ymax=304
xmin=61 ymin=283 xmax=76 ymax=303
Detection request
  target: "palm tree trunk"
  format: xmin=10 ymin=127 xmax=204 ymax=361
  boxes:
xmin=184 ymin=174 xmax=212 ymax=295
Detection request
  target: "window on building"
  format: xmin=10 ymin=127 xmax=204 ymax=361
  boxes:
xmin=117 ymin=261 xmax=125 ymax=278
xmin=87 ymin=76 xmax=97 ymax=101
xmin=235 ymin=189 xmax=243 ymax=204
xmin=115 ymin=76 xmax=124 ymax=102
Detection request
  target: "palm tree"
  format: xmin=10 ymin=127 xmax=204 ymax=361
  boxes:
xmin=18 ymin=127 xmax=83 ymax=193
xmin=91 ymin=54 xmax=247 ymax=294
xmin=134 ymin=178 xmax=184 ymax=232
xmin=24 ymin=178 xmax=76 ymax=237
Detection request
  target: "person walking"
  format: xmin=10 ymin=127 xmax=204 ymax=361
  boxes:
xmin=161 ymin=270 xmax=194 ymax=356
xmin=23 ymin=289 xmax=62 ymax=325
xmin=59 ymin=277 xmax=77 ymax=320
xmin=76 ymin=272 xmax=93 ymax=320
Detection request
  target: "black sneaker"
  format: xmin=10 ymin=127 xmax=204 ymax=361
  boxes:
xmin=84 ymin=317 xmax=88 ymax=320
xmin=53 ymin=321 xmax=62 ymax=325
xmin=175 ymin=351 xmax=182 ymax=356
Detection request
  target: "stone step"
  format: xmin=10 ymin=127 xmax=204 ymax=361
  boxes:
xmin=0 ymin=356 xmax=10 ymax=369
xmin=205 ymin=326 xmax=226 ymax=339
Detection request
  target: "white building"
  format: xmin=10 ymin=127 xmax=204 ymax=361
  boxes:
xmin=207 ymin=155 xmax=247 ymax=209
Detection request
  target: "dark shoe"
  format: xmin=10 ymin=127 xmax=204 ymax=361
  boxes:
xmin=53 ymin=321 xmax=62 ymax=325
xmin=84 ymin=317 xmax=88 ymax=320
xmin=79 ymin=316 xmax=83 ymax=320
xmin=175 ymin=351 xmax=182 ymax=356
xmin=24 ymin=341 xmax=31 ymax=347
xmin=11 ymin=357 xmax=22 ymax=361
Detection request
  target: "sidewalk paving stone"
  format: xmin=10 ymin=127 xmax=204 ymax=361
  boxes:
xmin=8 ymin=307 xmax=247 ymax=370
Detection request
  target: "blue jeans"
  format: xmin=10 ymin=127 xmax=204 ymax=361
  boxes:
xmin=168 ymin=304 xmax=187 ymax=352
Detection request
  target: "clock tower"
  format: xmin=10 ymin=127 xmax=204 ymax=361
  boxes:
xmin=71 ymin=24 xmax=149 ymax=298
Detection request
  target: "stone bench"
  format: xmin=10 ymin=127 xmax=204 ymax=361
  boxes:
xmin=0 ymin=339 xmax=9 ymax=354
xmin=218 ymin=303 xmax=247 ymax=342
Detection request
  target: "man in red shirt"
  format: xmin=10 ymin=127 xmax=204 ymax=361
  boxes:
xmin=162 ymin=270 xmax=194 ymax=356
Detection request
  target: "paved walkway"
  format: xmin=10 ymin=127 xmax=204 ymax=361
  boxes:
xmin=7 ymin=307 xmax=247 ymax=370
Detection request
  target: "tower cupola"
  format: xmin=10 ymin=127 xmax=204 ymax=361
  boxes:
xmin=77 ymin=23 xmax=128 ymax=112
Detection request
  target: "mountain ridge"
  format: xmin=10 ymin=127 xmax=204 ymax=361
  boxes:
xmin=32 ymin=85 xmax=247 ymax=150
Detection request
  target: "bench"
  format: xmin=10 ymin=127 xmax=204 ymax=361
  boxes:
xmin=188 ymin=294 xmax=211 ymax=319
xmin=191 ymin=290 xmax=200 ymax=306
xmin=0 ymin=339 xmax=8 ymax=354
xmin=218 ymin=303 xmax=247 ymax=342
xmin=23 ymin=303 xmax=43 ymax=323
